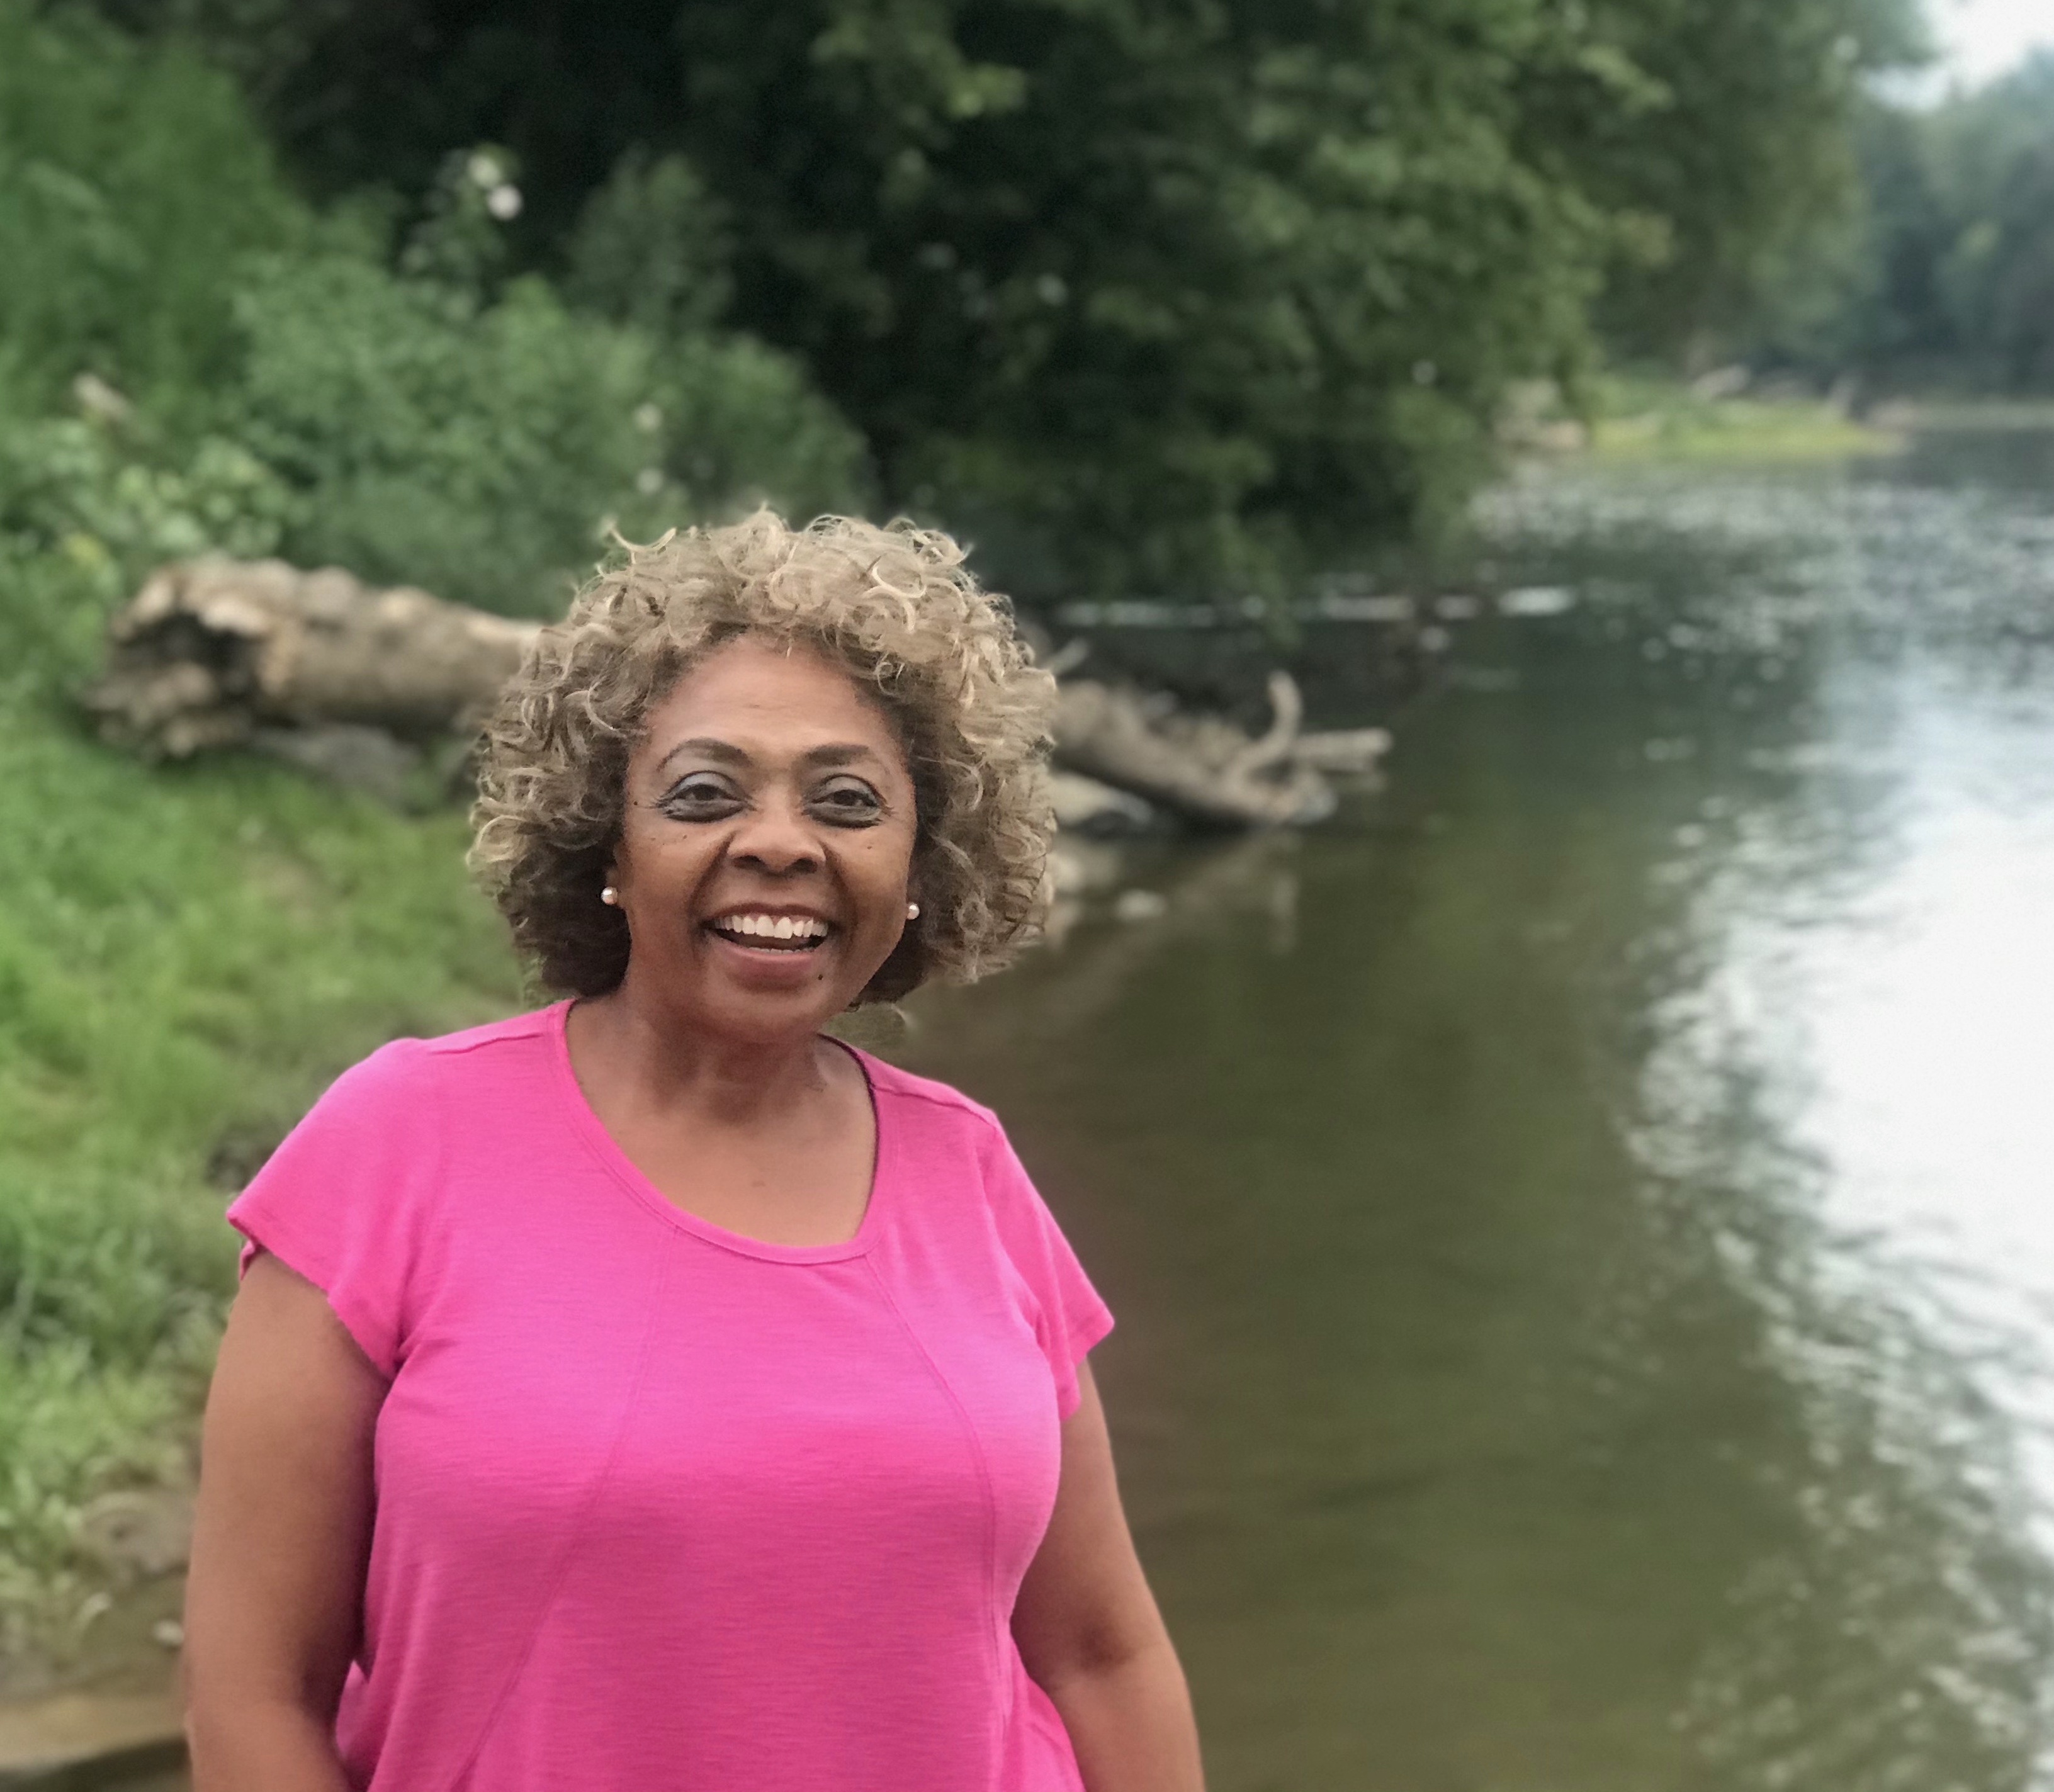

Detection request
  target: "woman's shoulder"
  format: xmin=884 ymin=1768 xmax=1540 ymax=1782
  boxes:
xmin=230 ymin=1010 xmax=567 ymax=1375
xmin=854 ymin=1049 xmax=1112 ymax=1390
xmin=851 ymin=1050 xmax=1047 ymax=1214
xmin=308 ymin=1003 xmax=564 ymax=1127
xmin=849 ymin=1049 xmax=1005 ymax=1142
xmin=410 ymin=1003 xmax=565 ymax=1074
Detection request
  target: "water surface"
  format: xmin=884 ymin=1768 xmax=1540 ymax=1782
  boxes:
xmin=896 ymin=432 xmax=2054 ymax=1791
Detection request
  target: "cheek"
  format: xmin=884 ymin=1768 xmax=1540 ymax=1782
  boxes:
xmin=850 ymin=830 xmax=917 ymax=915
xmin=618 ymin=821 xmax=717 ymax=894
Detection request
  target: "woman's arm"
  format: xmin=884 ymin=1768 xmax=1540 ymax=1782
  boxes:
xmin=183 ymin=1253 xmax=384 ymax=1792
xmin=1012 ymin=1361 xmax=1205 ymax=1792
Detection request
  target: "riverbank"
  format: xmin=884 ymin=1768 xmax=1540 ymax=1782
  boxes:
xmin=0 ymin=541 xmax=1396 ymax=1688
xmin=1501 ymin=373 xmax=1902 ymax=463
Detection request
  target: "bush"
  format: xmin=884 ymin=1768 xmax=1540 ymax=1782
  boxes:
xmin=223 ymin=251 xmax=662 ymax=613
xmin=1 ymin=4 xmax=868 ymax=624
xmin=0 ymin=416 xmax=293 ymax=699
xmin=0 ymin=0 xmax=298 ymax=416
xmin=222 ymin=247 xmax=868 ymax=616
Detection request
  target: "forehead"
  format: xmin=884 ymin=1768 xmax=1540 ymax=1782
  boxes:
xmin=638 ymin=634 xmax=905 ymax=762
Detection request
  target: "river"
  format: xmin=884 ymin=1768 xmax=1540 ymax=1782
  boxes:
xmin=893 ymin=427 xmax=2054 ymax=1791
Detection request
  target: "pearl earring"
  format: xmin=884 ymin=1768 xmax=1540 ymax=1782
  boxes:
xmin=905 ymin=901 xmax=921 ymax=920
xmin=601 ymin=886 xmax=619 ymax=906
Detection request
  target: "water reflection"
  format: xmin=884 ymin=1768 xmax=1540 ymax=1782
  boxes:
xmin=894 ymin=436 xmax=2054 ymax=1789
xmin=1612 ymin=500 xmax=2054 ymax=1788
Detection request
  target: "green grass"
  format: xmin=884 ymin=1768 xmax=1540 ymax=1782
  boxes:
xmin=1502 ymin=372 xmax=1904 ymax=465
xmin=1586 ymin=373 xmax=1900 ymax=463
xmin=0 ymin=551 xmax=522 ymax=1653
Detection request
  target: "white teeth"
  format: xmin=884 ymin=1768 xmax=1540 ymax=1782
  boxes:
xmin=712 ymin=912 xmax=829 ymax=943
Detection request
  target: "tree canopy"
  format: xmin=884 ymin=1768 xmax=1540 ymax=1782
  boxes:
xmin=91 ymin=0 xmax=1923 ymax=595
xmin=1846 ymin=55 xmax=2054 ymax=392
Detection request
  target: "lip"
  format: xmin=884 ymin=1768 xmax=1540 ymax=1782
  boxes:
xmin=702 ymin=928 xmax=836 ymax=988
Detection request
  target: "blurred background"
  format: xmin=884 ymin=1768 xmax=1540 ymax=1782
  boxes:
xmin=5 ymin=1 xmax=2054 ymax=1786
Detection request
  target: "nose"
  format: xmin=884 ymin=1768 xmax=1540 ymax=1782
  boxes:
xmin=726 ymin=790 xmax=822 ymax=877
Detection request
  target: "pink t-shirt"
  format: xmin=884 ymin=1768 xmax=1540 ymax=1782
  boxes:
xmin=226 ymin=1001 xmax=1113 ymax=1792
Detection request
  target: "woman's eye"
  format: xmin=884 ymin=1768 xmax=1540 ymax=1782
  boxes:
xmin=812 ymin=779 xmax=883 ymax=823
xmin=661 ymin=776 xmax=742 ymax=813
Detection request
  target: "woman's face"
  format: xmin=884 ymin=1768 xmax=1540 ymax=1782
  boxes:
xmin=607 ymin=634 xmax=919 ymax=1044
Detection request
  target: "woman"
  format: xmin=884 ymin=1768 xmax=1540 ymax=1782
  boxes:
xmin=182 ymin=513 xmax=1205 ymax=1792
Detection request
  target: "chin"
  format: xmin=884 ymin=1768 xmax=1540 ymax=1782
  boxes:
xmin=635 ymin=944 xmax=884 ymax=1044
xmin=692 ymin=979 xmax=850 ymax=1048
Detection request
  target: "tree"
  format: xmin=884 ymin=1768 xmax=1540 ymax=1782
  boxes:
xmin=1564 ymin=0 xmax=1927 ymax=362
xmin=1924 ymin=54 xmax=2054 ymax=390
xmin=1763 ymin=54 xmax=2054 ymax=393
xmin=99 ymin=0 xmax=1925 ymax=594
xmin=0 ymin=0 xmax=297 ymax=416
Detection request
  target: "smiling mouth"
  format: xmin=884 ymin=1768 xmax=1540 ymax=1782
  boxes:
xmin=706 ymin=911 xmax=834 ymax=952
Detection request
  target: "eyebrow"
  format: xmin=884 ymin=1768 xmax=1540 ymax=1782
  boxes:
xmin=655 ymin=738 xmax=885 ymax=776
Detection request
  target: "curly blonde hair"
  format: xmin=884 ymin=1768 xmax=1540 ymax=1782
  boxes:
xmin=470 ymin=512 xmax=1058 ymax=1003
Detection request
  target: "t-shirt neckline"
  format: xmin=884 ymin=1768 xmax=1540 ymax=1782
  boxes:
xmin=546 ymin=998 xmax=893 ymax=1265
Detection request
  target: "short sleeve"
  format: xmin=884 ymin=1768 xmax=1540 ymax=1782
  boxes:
xmin=225 ymin=1038 xmax=439 ymax=1378
xmin=981 ymin=1125 xmax=1115 ymax=1419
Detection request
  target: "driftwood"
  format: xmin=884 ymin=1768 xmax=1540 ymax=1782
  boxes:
xmin=84 ymin=557 xmax=1387 ymax=828
xmin=1054 ymin=673 xmax=1341 ymax=827
xmin=84 ymin=558 xmax=538 ymax=758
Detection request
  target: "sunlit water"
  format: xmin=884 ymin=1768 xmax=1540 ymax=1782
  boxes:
xmin=888 ymin=431 xmax=2054 ymax=1791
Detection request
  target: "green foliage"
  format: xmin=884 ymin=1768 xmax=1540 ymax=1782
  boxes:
xmin=0 ymin=412 xmax=291 ymax=702
xmin=114 ymin=0 xmax=1924 ymax=600
xmin=223 ymin=250 xmax=663 ymax=613
xmin=1746 ymin=55 xmax=2054 ymax=393
xmin=0 ymin=419 xmax=290 ymax=575
xmin=1568 ymin=0 xmax=1928 ymax=358
xmin=565 ymin=150 xmax=735 ymax=339
xmin=1 ymin=3 xmax=867 ymax=625
xmin=680 ymin=0 xmax=1645 ymax=594
xmin=218 ymin=244 xmax=866 ymax=614
xmin=1900 ymin=56 xmax=2054 ymax=390
xmin=721 ymin=0 xmax=1626 ymax=594
xmin=0 ymin=0 xmax=298 ymax=415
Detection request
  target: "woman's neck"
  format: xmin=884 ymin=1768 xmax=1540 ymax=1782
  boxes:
xmin=565 ymin=983 xmax=840 ymax=1131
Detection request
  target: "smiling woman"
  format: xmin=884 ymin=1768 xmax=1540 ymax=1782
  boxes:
xmin=470 ymin=512 xmax=1056 ymax=1004
xmin=179 ymin=513 xmax=1205 ymax=1792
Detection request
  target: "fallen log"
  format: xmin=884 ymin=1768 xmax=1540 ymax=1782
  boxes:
xmin=1052 ymin=672 xmax=1338 ymax=827
xmin=83 ymin=558 xmax=538 ymax=757
xmin=84 ymin=558 xmax=1383 ymax=828
xmin=1290 ymin=727 xmax=1393 ymax=777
